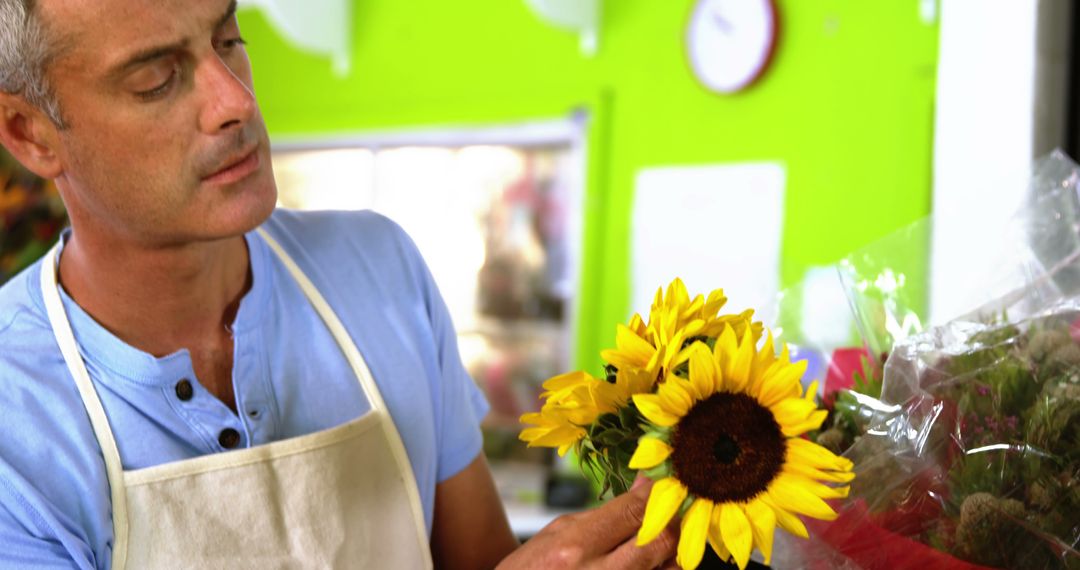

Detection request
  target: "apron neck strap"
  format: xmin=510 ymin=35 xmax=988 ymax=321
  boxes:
xmin=255 ymin=229 xmax=390 ymax=414
xmin=39 ymin=240 xmax=131 ymax=567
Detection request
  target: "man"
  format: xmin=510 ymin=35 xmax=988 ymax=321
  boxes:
xmin=0 ymin=0 xmax=678 ymax=567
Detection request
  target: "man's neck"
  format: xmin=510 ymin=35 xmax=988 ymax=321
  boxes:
xmin=56 ymin=229 xmax=252 ymax=360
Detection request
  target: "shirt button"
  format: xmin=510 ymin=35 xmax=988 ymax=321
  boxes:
xmin=218 ymin=428 xmax=241 ymax=449
xmin=175 ymin=379 xmax=194 ymax=401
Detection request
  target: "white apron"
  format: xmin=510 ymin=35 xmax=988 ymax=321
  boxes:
xmin=40 ymin=230 xmax=434 ymax=569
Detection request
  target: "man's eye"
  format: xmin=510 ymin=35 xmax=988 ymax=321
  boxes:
xmin=217 ymin=37 xmax=247 ymax=51
xmin=135 ymin=67 xmax=177 ymax=101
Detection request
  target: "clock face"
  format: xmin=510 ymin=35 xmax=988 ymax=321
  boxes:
xmin=686 ymin=0 xmax=778 ymax=94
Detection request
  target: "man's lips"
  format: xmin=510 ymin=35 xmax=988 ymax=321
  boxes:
xmin=203 ymin=147 xmax=260 ymax=185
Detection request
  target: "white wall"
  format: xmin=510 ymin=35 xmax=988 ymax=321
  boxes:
xmin=930 ymin=0 xmax=1072 ymax=323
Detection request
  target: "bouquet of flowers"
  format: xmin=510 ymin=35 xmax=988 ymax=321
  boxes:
xmin=780 ymin=304 xmax=1080 ymax=570
xmin=773 ymin=152 xmax=1080 ymax=569
xmin=520 ymin=279 xmax=854 ymax=569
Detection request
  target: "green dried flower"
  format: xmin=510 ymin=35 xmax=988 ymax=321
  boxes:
xmin=1027 ymin=329 xmax=1072 ymax=362
xmin=1047 ymin=343 xmax=1080 ymax=374
xmin=954 ymin=493 xmax=1027 ymax=567
xmin=1027 ymin=391 xmax=1080 ymax=458
xmin=816 ymin=427 xmax=847 ymax=455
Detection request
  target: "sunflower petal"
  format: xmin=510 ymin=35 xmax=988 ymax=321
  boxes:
xmin=688 ymin=344 xmax=718 ymax=398
xmin=804 ymin=380 xmax=820 ymax=402
xmin=755 ymin=331 xmax=777 ymax=366
xmin=714 ymin=325 xmax=740 ymax=385
xmin=756 ymin=360 xmax=806 ymax=407
xmin=628 ymin=313 xmax=648 ymax=337
xmin=668 ymin=278 xmax=689 ymax=306
xmin=767 ymin=474 xmax=839 ymax=521
xmin=782 ymin=460 xmax=856 ymax=484
xmin=637 ymin=477 xmax=688 ymax=546
xmin=786 ymin=438 xmax=855 ymax=471
xmin=769 ymin=397 xmax=818 ymax=427
xmin=673 ymin=343 xmax=700 ymax=376
xmin=601 ymin=324 xmax=656 ymax=370
xmin=759 ymin=494 xmax=809 ymax=539
xmin=653 ymin=309 xmax=675 ymax=345
xmin=633 ymin=394 xmax=681 ymax=427
xmin=617 ymin=367 xmax=657 ymax=396
xmin=590 ymin=380 xmax=628 ymax=412
xmin=681 ymin=293 xmax=705 ymax=321
xmin=519 ymin=424 xmax=585 ymax=449
xmin=683 ymin=318 xmax=705 ymax=339
xmin=661 ymin=330 xmax=690 ymax=373
xmin=704 ymin=288 xmax=728 ymax=314
xmin=744 ymin=498 xmax=777 ymax=565
xmin=708 ymin=504 xmax=732 ymax=563
xmin=780 ymin=410 xmax=829 ymax=436
xmin=677 ymin=499 xmax=713 ymax=570
xmin=628 ymin=437 xmax=673 ymax=470
xmin=519 ymin=412 xmax=545 ymax=425
xmin=726 ymin=328 xmax=755 ymax=393
xmin=782 ymin=465 xmax=852 ymax=496
xmin=541 ymin=370 xmax=593 ymax=392
xmin=658 ymin=377 xmax=694 ymax=417
xmin=719 ymin=503 xmax=753 ymax=570
xmin=749 ymin=332 xmax=777 ymax=396
xmin=810 ymin=484 xmax=850 ymax=500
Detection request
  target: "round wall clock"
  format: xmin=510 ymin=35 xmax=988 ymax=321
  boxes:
xmin=686 ymin=0 xmax=778 ymax=94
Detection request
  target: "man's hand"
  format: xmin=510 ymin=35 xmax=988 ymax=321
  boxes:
xmin=496 ymin=480 xmax=679 ymax=569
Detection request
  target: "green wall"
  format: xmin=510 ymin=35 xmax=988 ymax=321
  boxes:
xmin=239 ymin=0 xmax=938 ymax=371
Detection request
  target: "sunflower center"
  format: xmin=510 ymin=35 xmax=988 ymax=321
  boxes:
xmin=713 ymin=434 xmax=739 ymax=464
xmin=671 ymin=392 xmax=786 ymax=503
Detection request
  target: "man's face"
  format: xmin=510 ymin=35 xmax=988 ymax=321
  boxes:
xmin=41 ymin=0 xmax=277 ymax=246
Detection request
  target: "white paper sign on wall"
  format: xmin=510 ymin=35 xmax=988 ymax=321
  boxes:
xmin=631 ymin=162 xmax=786 ymax=326
xmin=239 ymin=0 xmax=352 ymax=75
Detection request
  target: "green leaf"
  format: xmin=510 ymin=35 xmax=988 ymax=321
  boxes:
xmin=593 ymin=428 xmax=632 ymax=447
xmin=643 ymin=462 xmax=672 ymax=481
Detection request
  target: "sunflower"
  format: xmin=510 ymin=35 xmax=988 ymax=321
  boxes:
xmin=520 ymin=367 xmax=654 ymax=455
xmin=601 ymin=278 xmax=763 ymax=382
xmin=629 ymin=326 xmax=854 ymax=570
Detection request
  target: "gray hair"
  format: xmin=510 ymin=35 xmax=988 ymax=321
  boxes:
xmin=0 ymin=0 xmax=66 ymax=127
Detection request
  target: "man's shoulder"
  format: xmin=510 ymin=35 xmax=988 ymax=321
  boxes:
xmin=0 ymin=258 xmax=49 ymax=338
xmin=0 ymin=282 xmax=108 ymax=564
xmin=262 ymin=208 xmax=425 ymax=280
xmin=0 ymin=257 xmax=75 ymax=402
xmin=265 ymin=208 xmax=408 ymax=249
xmin=259 ymin=209 xmax=438 ymax=327
xmin=0 ymin=263 xmax=88 ymax=455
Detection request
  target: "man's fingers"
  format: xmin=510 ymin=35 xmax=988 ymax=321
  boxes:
xmin=499 ymin=480 xmax=681 ymax=570
xmin=575 ymin=479 xmax=655 ymax=553
xmin=602 ymin=524 xmax=679 ymax=570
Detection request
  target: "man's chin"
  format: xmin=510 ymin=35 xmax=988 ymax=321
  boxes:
xmin=225 ymin=186 xmax=278 ymax=236
xmin=188 ymin=182 xmax=278 ymax=242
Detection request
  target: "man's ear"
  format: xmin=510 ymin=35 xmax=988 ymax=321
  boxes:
xmin=0 ymin=93 xmax=63 ymax=179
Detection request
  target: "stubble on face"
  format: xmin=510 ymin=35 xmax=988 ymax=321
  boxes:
xmin=40 ymin=0 xmax=278 ymax=248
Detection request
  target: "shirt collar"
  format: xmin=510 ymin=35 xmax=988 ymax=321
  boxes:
xmin=36 ymin=228 xmax=273 ymax=387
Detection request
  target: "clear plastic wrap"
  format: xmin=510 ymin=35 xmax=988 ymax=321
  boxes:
xmin=773 ymin=152 xmax=1080 ymax=569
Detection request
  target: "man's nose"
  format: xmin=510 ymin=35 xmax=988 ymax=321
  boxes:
xmin=197 ymin=56 xmax=257 ymax=134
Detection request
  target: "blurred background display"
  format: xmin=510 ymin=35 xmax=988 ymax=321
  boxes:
xmin=0 ymin=149 xmax=67 ymax=285
xmin=271 ymin=136 xmax=589 ymax=535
